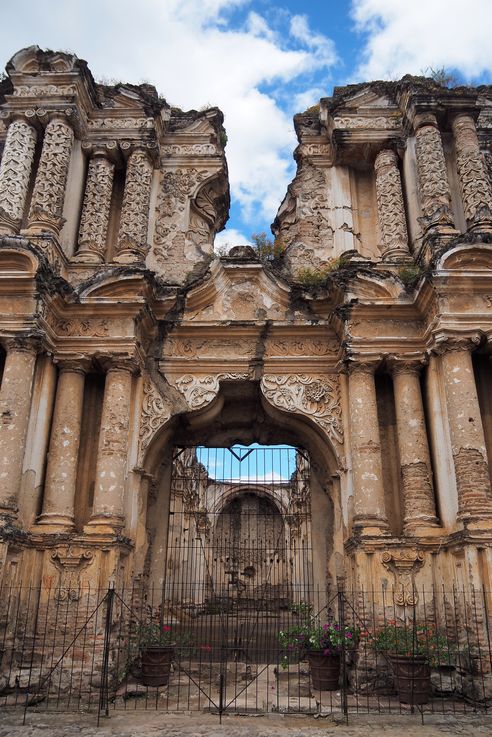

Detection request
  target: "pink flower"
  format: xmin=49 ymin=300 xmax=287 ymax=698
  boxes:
xmin=163 ymin=625 xmax=172 ymax=632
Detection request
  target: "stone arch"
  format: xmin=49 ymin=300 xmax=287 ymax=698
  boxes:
xmin=135 ymin=376 xmax=346 ymax=606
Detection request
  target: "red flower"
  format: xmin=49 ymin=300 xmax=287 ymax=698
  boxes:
xmin=163 ymin=625 xmax=172 ymax=632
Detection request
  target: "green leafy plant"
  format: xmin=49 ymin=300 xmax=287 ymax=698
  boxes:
xmin=375 ymin=621 xmax=456 ymax=668
xmin=398 ymin=264 xmax=423 ymax=286
xmin=296 ymin=257 xmax=348 ymax=287
xmin=251 ymin=232 xmax=285 ymax=261
xmin=278 ymin=616 xmax=358 ymax=668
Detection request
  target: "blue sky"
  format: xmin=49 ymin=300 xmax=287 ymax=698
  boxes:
xmin=197 ymin=444 xmax=298 ymax=482
xmin=2 ymin=0 xmax=491 ymax=245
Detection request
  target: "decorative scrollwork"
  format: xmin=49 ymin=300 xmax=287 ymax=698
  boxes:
xmin=260 ymin=374 xmax=343 ymax=444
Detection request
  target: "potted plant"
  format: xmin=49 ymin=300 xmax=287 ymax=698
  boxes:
xmin=126 ymin=620 xmax=192 ymax=688
xmin=375 ymin=620 xmax=456 ymax=705
xmin=278 ymin=618 xmax=358 ymax=690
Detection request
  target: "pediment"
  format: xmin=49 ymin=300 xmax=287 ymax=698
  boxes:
xmin=339 ymin=88 xmax=395 ymax=112
xmin=7 ymin=46 xmax=77 ymax=74
xmin=0 ymin=247 xmax=38 ymax=275
xmin=347 ymin=273 xmax=403 ymax=300
xmin=439 ymin=244 xmax=492 ymax=270
xmin=78 ymin=274 xmax=150 ymax=301
xmin=110 ymin=88 xmax=148 ymax=110
xmin=183 ymin=260 xmax=291 ymax=321
xmin=180 ymin=117 xmax=215 ymax=135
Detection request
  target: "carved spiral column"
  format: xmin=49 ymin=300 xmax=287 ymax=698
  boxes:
xmin=75 ymin=150 xmax=115 ymax=263
xmin=113 ymin=149 xmax=153 ymax=263
xmin=414 ymin=114 xmax=455 ymax=236
xmin=390 ymin=361 xmax=438 ymax=531
xmin=452 ymin=114 xmax=492 ymax=231
xmin=374 ymin=149 xmax=410 ymax=261
xmin=0 ymin=118 xmax=37 ymax=235
xmin=0 ymin=339 xmax=38 ymax=521
xmin=37 ymin=361 xmax=87 ymax=530
xmin=27 ymin=116 xmax=74 ymax=236
xmin=86 ymin=360 xmax=137 ymax=531
xmin=348 ymin=362 xmax=389 ymax=532
xmin=439 ymin=339 xmax=492 ymax=523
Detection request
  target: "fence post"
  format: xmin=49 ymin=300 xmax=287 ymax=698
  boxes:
xmin=338 ymin=587 xmax=348 ymax=723
xmin=97 ymin=585 xmax=115 ymax=726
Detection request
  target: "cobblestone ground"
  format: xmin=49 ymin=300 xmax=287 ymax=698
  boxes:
xmin=0 ymin=711 xmax=491 ymax=737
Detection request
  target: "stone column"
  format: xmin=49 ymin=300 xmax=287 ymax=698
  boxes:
xmin=75 ymin=150 xmax=115 ymax=263
xmin=27 ymin=116 xmax=74 ymax=236
xmin=37 ymin=361 xmax=87 ymax=530
xmin=390 ymin=360 xmax=438 ymax=531
xmin=414 ymin=114 xmax=456 ymax=236
xmin=452 ymin=113 xmax=492 ymax=231
xmin=374 ymin=149 xmax=411 ymax=261
xmin=439 ymin=338 xmax=492 ymax=524
xmin=86 ymin=360 xmax=136 ymax=532
xmin=348 ymin=362 xmax=389 ymax=533
xmin=113 ymin=148 xmax=153 ymax=264
xmin=0 ymin=339 xmax=38 ymax=521
xmin=0 ymin=118 xmax=37 ymax=235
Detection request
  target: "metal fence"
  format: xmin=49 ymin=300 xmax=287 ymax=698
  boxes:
xmin=0 ymin=582 xmax=491 ymax=724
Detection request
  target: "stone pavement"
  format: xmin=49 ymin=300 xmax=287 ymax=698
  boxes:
xmin=0 ymin=711 xmax=491 ymax=737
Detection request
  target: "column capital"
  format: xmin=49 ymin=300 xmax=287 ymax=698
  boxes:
xmin=374 ymin=148 xmax=399 ymax=171
xmin=387 ymin=355 xmax=426 ymax=376
xmin=346 ymin=358 xmax=380 ymax=376
xmin=81 ymin=139 xmax=120 ymax=164
xmin=3 ymin=335 xmax=42 ymax=355
xmin=53 ymin=356 xmax=92 ymax=375
xmin=431 ymin=334 xmax=481 ymax=356
xmin=99 ymin=355 xmax=140 ymax=376
xmin=413 ymin=112 xmax=439 ymax=131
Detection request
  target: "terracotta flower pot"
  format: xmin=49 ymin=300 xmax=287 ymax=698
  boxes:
xmin=307 ymin=651 xmax=341 ymax=691
xmin=390 ymin=654 xmax=431 ymax=705
xmin=140 ymin=645 xmax=174 ymax=687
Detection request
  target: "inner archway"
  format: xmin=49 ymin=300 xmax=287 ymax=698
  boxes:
xmin=142 ymin=380 xmax=344 ymax=615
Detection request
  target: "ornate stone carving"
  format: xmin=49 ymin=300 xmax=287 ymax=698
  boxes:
xmin=115 ymin=149 xmax=153 ymax=262
xmin=76 ymin=154 xmax=115 ymax=262
xmin=164 ymin=337 xmax=254 ymax=359
xmin=53 ymin=318 xmax=109 ymax=337
xmin=267 ymin=337 xmax=338 ymax=357
xmin=273 ymin=161 xmax=335 ymax=272
xmin=374 ymin=149 xmax=410 ymax=260
xmin=50 ymin=546 xmax=94 ymax=601
xmin=13 ymin=84 xmax=77 ymax=97
xmin=381 ymin=549 xmax=425 ymax=606
xmin=139 ymin=379 xmax=171 ymax=453
xmin=333 ymin=116 xmax=401 ymax=130
xmin=0 ymin=119 xmax=37 ymax=233
xmin=174 ymin=373 xmax=249 ymax=410
xmin=298 ymin=143 xmax=332 ymax=157
xmin=162 ymin=143 xmax=217 ymax=156
xmin=151 ymin=167 xmax=212 ymax=273
xmin=261 ymin=374 xmax=343 ymax=444
xmin=452 ymin=114 xmax=492 ymax=229
xmin=88 ymin=117 xmax=154 ymax=129
xmin=27 ymin=117 xmax=74 ymax=234
xmin=415 ymin=122 xmax=454 ymax=232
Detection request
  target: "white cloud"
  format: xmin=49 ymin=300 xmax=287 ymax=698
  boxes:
xmin=214 ymin=228 xmax=250 ymax=252
xmin=352 ymin=0 xmax=492 ymax=81
xmin=0 ymin=1 xmax=338 ymax=229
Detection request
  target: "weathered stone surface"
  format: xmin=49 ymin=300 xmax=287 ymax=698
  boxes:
xmin=0 ymin=50 xmax=491 ymax=722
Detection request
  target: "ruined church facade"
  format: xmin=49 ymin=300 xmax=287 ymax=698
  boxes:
xmin=0 ymin=46 xmax=491 ymax=607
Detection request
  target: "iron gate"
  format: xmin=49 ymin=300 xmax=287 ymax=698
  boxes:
xmin=160 ymin=444 xmax=316 ymax=714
